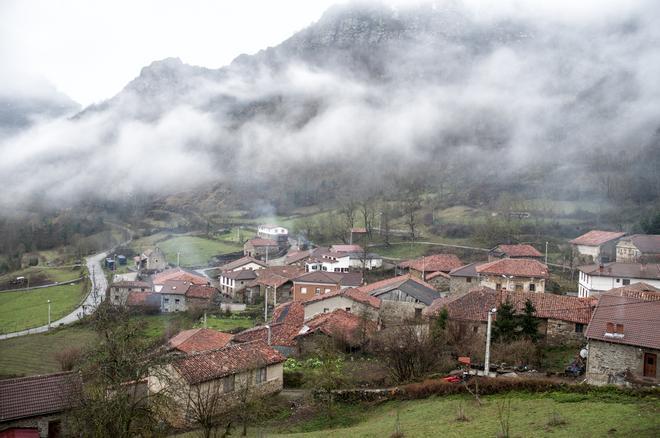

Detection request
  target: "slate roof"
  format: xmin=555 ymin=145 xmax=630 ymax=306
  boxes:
xmin=449 ymin=261 xmax=488 ymax=278
xmin=157 ymin=280 xmax=193 ymax=295
xmin=570 ymin=230 xmax=626 ymax=246
xmin=493 ymin=244 xmax=543 ymax=258
xmin=186 ymin=284 xmax=219 ymax=300
xmin=219 ymin=256 xmax=267 ymax=271
xmin=172 ymin=341 xmax=285 ymax=385
xmin=585 ymin=287 xmax=660 ymax=350
xmin=302 ymin=287 xmax=381 ymax=309
xmin=297 ymin=309 xmax=377 ymax=345
xmin=365 ymin=276 xmax=440 ymax=306
xmin=168 ymin=328 xmax=233 ymax=354
xmin=0 ymin=372 xmax=82 ymax=422
xmin=152 ymin=268 xmax=208 ymax=285
xmin=618 ymin=234 xmax=660 ymax=254
xmin=221 ymin=269 xmax=259 ymax=281
xmin=398 ymin=254 xmax=463 ymax=273
xmin=476 ymin=259 xmax=549 ymax=278
xmin=293 ymin=271 xmax=363 ymax=287
xmin=578 ymin=262 xmax=660 ymax=281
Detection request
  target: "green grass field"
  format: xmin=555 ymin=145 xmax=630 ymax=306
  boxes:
xmin=195 ymin=314 xmax=254 ymax=331
xmin=0 ymin=325 xmax=97 ymax=377
xmin=0 ymin=282 xmax=86 ymax=333
xmin=0 ymin=266 xmax=84 ymax=289
xmin=267 ymin=393 xmax=659 ymax=437
xmin=131 ymin=234 xmax=242 ymax=267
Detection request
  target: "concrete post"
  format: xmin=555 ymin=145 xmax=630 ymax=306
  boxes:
xmin=484 ymin=308 xmax=496 ymax=376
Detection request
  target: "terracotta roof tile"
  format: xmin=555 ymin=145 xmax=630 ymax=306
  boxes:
xmin=0 ymin=372 xmax=82 ymax=422
xmin=172 ymin=341 xmax=285 ymax=385
xmin=110 ymin=280 xmax=151 ymax=288
xmin=585 ymin=287 xmax=660 ymax=350
xmin=297 ymin=309 xmax=377 ymax=345
xmin=186 ymin=284 xmax=219 ymax=300
xmin=476 ymin=259 xmax=548 ymax=278
xmin=579 ymin=262 xmax=660 ymax=281
xmin=168 ymin=328 xmax=233 ymax=353
xmin=156 ymin=279 xmax=193 ymax=295
xmin=330 ymin=244 xmax=364 ymax=253
xmin=246 ymin=238 xmax=279 ymax=247
xmin=398 ymin=254 xmax=463 ymax=273
xmin=570 ymin=230 xmax=626 ymax=246
xmin=302 ymin=287 xmax=381 ymax=309
xmin=219 ymin=256 xmax=267 ymax=271
xmin=152 ymin=268 xmax=208 ymax=285
xmin=494 ymin=244 xmax=543 ymax=258
xmin=619 ymin=234 xmax=660 ymax=254
xmin=294 ymin=271 xmax=363 ymax=287
xmin=272 ymin=301 xmax=305 ymax=326
xmin=126 ymin=291 xmax=160 ymax=307
xmin=233 ymin=323 xmax=301 ymax=347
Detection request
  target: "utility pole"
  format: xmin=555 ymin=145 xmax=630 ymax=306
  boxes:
xmin=484 ymin=308 xmax=496 ymax=376
xmin=203 ymin=311 xmax=207 ymax=328
xmin=545 ymin=241 xmax=549 ymax=264
xmin=273 ymin=285 xmax=277 ymax=308
xmin=177 ymin=252 xmax=180 ymax=267
xmin=47 ymin=299 xmax=52 ymax=330
xmin=264 ymin=288 xmax=268 ymax=322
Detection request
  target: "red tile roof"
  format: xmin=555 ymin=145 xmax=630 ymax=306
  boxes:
xmin=219 ymin=256 xmax=267 ymax=271
xmin=330 ymin=244 xmax=364 ymax=253
xmin=398 ymin=254 xmax=463 ymax=273
xmin=297 ymin=309 xmax=377 ymax=345
xmin=172 ymin=341 xmax=285 ymax=385
xmin=152 ymin=268 xmax=208 ymax=285
xmin=620 ymin=234 xmax=660 ymax=254
xmin=585 ymin=287 xmax=660 ymax=350
xmin=494 ymin=244 xmax=543 ymax=258
xmin=185 ymin=285 xmax=219 ymax=300
xmin=233 ymin=323 xmax=301 ymax=347
xmin=285 ymin=249 xmax=315 ymax=265
xmin=248 ymin=266 xmax=305 ymax=289
xmin=157 ymin=279 xmax=193 ymax=295
xmin=111 ymin=280 xmax=151 ymax=288
xmin=272 ymin=301 xmax=305 ymax=326
xmin=425 ymin=288 xmax=596 ymax=324
xmin=578 ymin=262 xmax=660 ymax=281
xmin=476 ymin=259 xmax=548 ymax=278
xmin=302 ymin=287 xmax=381 ymax=309
xmin=294 ymin=271 xmax=363 ymax=287
xmin=126 ymin=291 xmax=160 ymax=307
xmin=570 ymin=230 xmax=626 ymax=246
xmin=0 ymin=372 xmax=82 ymax=422
xmin=355 ymin=275 xmax=410 ymax=294
xmin=168 ymin=328 xmax=233 ymax=353
xmin=246 ymin=238 xmax=279 ymax=247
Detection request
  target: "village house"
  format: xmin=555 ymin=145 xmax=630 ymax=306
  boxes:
xmin=257 ymin=224 xmax=289 ymax=246
xmin=219 ymin=256 xmax=267 ymax=272
xmin=233 ymin=323 xmax=302 ymax=357
xmin=360 ymin=275 xmax=441 ymax=323
xmin=242 ymin=266 xmax=305 ymax=304
xmin=126 ymin=291 xmax=161 ymax=313
xmin=134 ymin=247 xmax=168 ymax=271
xmin=149 ymin=341 xmax=285 ymax=425
xmin=156 ymin=280 xmax=192 ymax=313
xmin=108 ymin=280 xmax=152 ymax=306
xmin=218 ymin=269 xmax=258 ymax=298
xmin=152 ymin=267 xmax=209 ymax=286
xmin=397 ymin=254 xmax=463 ymax=290
xmin=304 ymin=248 xmax=351 ymax=273
xmin=585 ymin=284 xmax=660 ymax=386
xmin=448 ymin=261 xmax=487 ymax=297
xmin=301 ymin=287 xmax=381 ymax=321
xmin=476 ymin=258 xmax=548 ymax=293
xmin=0 ymin=372 xmax=82 ymax=437
xmin=243 ymin=238 xmax=280 ymax=260
xmin=488 ymin=244 xmax=543 ymax=261
xmin=570 ymin=230 xmax=626 ymax=263
xmin=296 ymin=309 xmax=378 ymax=354
xmin=329 ymin=244 xmax=383 ymax=270
xmin=185 ymin=284 xmax=220 ymax=309
xmin=167 ymin=328 xmax=233 ymax=354
xmin=285 ymin=249 xmax=314 ymax=266
xmin=577 ymin=262 xmax=660 ymax=298
xmin=292 ymin=271 xmax=363 ymax=301
xmin=425 ymin=287 xmax=595 ymax=345
xmin=615 ymin=234 xmax=660 ymax=263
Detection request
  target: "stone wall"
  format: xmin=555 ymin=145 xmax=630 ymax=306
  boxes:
xmin=545 ymin=319 xmax=585 ymax=346
xmin=449 ymin=277 xmax=476 ymax=296
xmin=586 ymin=340 xmax=658 ymax=385
xmin=379 ymin=300 xmax=426 ymax=325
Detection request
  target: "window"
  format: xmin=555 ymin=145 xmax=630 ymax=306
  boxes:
xmin=114 ymin=294 xmax=119 ymax=301
xmin=644 ymin=353 xmax=657 ymax=378
xmin=529 ymin=283 xmax=536 ymax=292
xmin=315 ymin=288 xmax=321 ymax=295
xmin=164 ymin=298 xmax=170 ymax=303
xmin=175 ymin=299 xmax=180 ymax=304
xmin=575 ymin=323 xmax=584 ymax=333
xmin=323 ymin=308 xmax=329 ymax=313
xmin=301 ymin=287 xmax=307 ymax=294
xmin=255 ymin=367 xmax=267 ymax=384
xmin=622 ymin=279 xmax=630 ymax=285
xmin=515 ymin=283 xmax=523 ymax=291
xmin=616 ymin=278 xmax=621 ymax=283
xmin=223 ymin=374 xmax=235 ymax=393
xmin=346 ymin=307 xmax=352 ymax=312
xmin=496 ymin=283 xmax=502 ymax=291
xmin=466 ymin=277 xmax=472 ymax=283
xmin=414 ymin=308 xmax=422 ymax=319
xmin=324 ymin=288 xmax=331 ymax=293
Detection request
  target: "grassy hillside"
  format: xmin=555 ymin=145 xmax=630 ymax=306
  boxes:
xmin=131 ymin=234 xmax=242 ymax=267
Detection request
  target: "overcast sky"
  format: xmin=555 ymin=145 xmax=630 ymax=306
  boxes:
xmin=0 ymin=0 xmax=341 ymax=106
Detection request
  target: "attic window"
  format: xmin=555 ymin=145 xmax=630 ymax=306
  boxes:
xmin=605 ymin=322 xmax=624 ymax=339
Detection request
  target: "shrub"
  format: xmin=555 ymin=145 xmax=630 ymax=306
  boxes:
xmin=54 ymin=346 xmax=83 ymax=371
xmin=547 ymin=410 xmax=567 ymax=427
xmin=284 ymin=370 xmax=305 ymax=388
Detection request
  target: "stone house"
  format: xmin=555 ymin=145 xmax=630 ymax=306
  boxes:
xmin=155 ymin=280 xmax=192 ymax=313
xmin=296 ymin=309 xmax=378 ymax=354
xmin=243 ymin=238 xmax=280 ymax=260
xmin=185 ymin=284 xmax=220 ymax=309
xmin=301 ymin=287 xmax=381 ymax=321
xmin=292 ymin=271 xmax=363 ymax=302
xmin=585 ymin=285 xmax=660 ymax=386
xmin=570 ymin=230 xmax=626 ymax=263
xmin=135 ymin=247 xmax=168 ymax=271
xmin=257 ymin=224 xmax=289 ymax=246
xmin=488 ymin=244 xmax=543 ymax=261
xmin=397 ymin=254 xmax=463 ymax=282
xmin=359 ymin=275 xmax=440 ymax=323
xmin=448 ymin=261 xmax=487 ymax=296
xmin=476 ymin=258 xmax=548 ymax=293
xmin=233 ymin=324 xmax=302 ymax=357
xmin=167 ymin=328 xmax=233 ymax=354
xmin=242 ymin=266 xmax=305 ymax=304
xmin=108 ymin=280 xmax=152 ymax=306
xmin=126 ymin=291 xmax=161 ymax=313
xmin=615 ymin=234 xmax=660 ymax=263
xmin=0 ymin=372 xmax=82 ymax=437
xmin=218 ymin=269 xmax=258 ymax=298
xmin=149 ymin=341 xmax=285 ymax=425
xmin=577 ymin=263 xmax=660 ymax=298
xmin=152 ymin=267 xmax=209 ymax=286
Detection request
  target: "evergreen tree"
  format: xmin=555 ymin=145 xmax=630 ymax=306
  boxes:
xmin=432 ymin=307 xmax=449 ymax=341
xmin=493 ymin=300 xmax=517 ymax=342
xmin=519 ymin=299 xmax=540 ymax=342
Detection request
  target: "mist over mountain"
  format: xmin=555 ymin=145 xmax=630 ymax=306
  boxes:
xmin=1 ymin=1 xmax=659 ymax=212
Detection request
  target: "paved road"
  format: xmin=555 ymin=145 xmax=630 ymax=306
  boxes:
xmin=0 ymin=252 xmax=109 ymax=340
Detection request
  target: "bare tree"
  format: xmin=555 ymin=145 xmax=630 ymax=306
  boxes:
xmin=183 ymin=380 xmax=233 ymax=438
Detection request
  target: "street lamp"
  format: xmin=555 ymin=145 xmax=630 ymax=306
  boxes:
xmin=484 ymin=307 xmax=497 ymax=376
xmin=47 ymin=299 xmax=52 ymax=330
